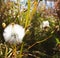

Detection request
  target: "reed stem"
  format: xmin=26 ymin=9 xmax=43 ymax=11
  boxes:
xmin=5 ymin=45 xmax=8 ymax=58
xmin=20 ymin=42 xmax=24 ymax=58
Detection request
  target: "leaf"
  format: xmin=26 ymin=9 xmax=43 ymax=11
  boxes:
xmin=56 ymin=38 xmax=60 ymax=44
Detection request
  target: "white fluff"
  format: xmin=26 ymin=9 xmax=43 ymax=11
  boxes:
xmin=3 ymin=24 xmax=25 ymax=44
xmin=40 ymin=21 xmax=49 ymax=29
xmin=42 ymin=21 xmax=49 ymax=28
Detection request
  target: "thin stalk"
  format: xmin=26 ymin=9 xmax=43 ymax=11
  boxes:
xmin=28 ymin=30 xmax=55 ymax=50
xmin=5 ymin=45 xmax=8 ymax=58
xmin=12 ymin=44 xmax=17 ymax=58
xmin=25 ymin=0 xmax=30 ymax=29
xmin=30 ymin=0 xmax=38 ymax=20
xmin=17 ymin=0 xmax=20 ymax=12
xmin=20 ymin=42 xmax=24 ymax=58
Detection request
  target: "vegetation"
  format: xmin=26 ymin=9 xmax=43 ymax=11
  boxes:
xmin=0 ymin=0 xmax=60 ymax=58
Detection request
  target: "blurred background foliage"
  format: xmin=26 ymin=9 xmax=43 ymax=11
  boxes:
xmin=0 ymin=0 xmax=60 ymax=58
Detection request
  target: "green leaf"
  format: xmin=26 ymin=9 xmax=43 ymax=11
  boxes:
xmin=56 ymin=38 xmax=60 ymax=44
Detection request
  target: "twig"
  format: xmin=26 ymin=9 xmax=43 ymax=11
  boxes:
xmin=28 ymin=35 xmax=52 ymax=50
xmin=28 ymin=30 xmax=55 ymax=50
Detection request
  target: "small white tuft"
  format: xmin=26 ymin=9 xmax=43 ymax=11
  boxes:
xmin=42 ymin=21 xmax=49 ymax=28
xmin=40 ymin=21 xmax=50 ymax=29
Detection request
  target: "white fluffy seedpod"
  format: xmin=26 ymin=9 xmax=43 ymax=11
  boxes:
xmin=42 ymin=21 xmax=49 ymax=28
xmin=3 ymin=23 xmax=25 ymax=44
xmin=40 ymin=21 xmax=49 ymax=29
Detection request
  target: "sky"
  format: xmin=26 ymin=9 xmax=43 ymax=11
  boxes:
xmin=43 ymin=0 xmax=55 ymax=9
xmin=5 ymin=0 xmax=55 ymax=9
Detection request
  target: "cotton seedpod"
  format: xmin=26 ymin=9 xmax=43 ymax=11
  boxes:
xmin=3 ymin=23 xmax=25 ymax=44
xmin=40 ymin=21 xmax=50 ymax=29
xmin=42 ymin=21 xmax=49 ymax=28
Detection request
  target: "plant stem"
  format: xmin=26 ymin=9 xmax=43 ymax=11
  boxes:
xmin=25 ymin=0 xmax=30 ymax=29
xmin=20 ymin=42 xmax=24 ymax=58
xmin=12 ymin=44 xmax=17 ymax=58
xmin=5 ymin=44 xmax=8 ymax=58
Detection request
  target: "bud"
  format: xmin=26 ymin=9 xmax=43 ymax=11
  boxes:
xmin=2 ymin=23 xmax=6 ymax=28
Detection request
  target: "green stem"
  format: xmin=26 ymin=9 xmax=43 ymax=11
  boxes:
xmin=25 ymin=0 xmax=30 ymax=29
xmin=12 ymin=44 xmax=17 ymax=58
xmin=20 ymin=42 xmax=24 ymax=58
xmin=5 ymin=45 xmax=8 ymax=58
